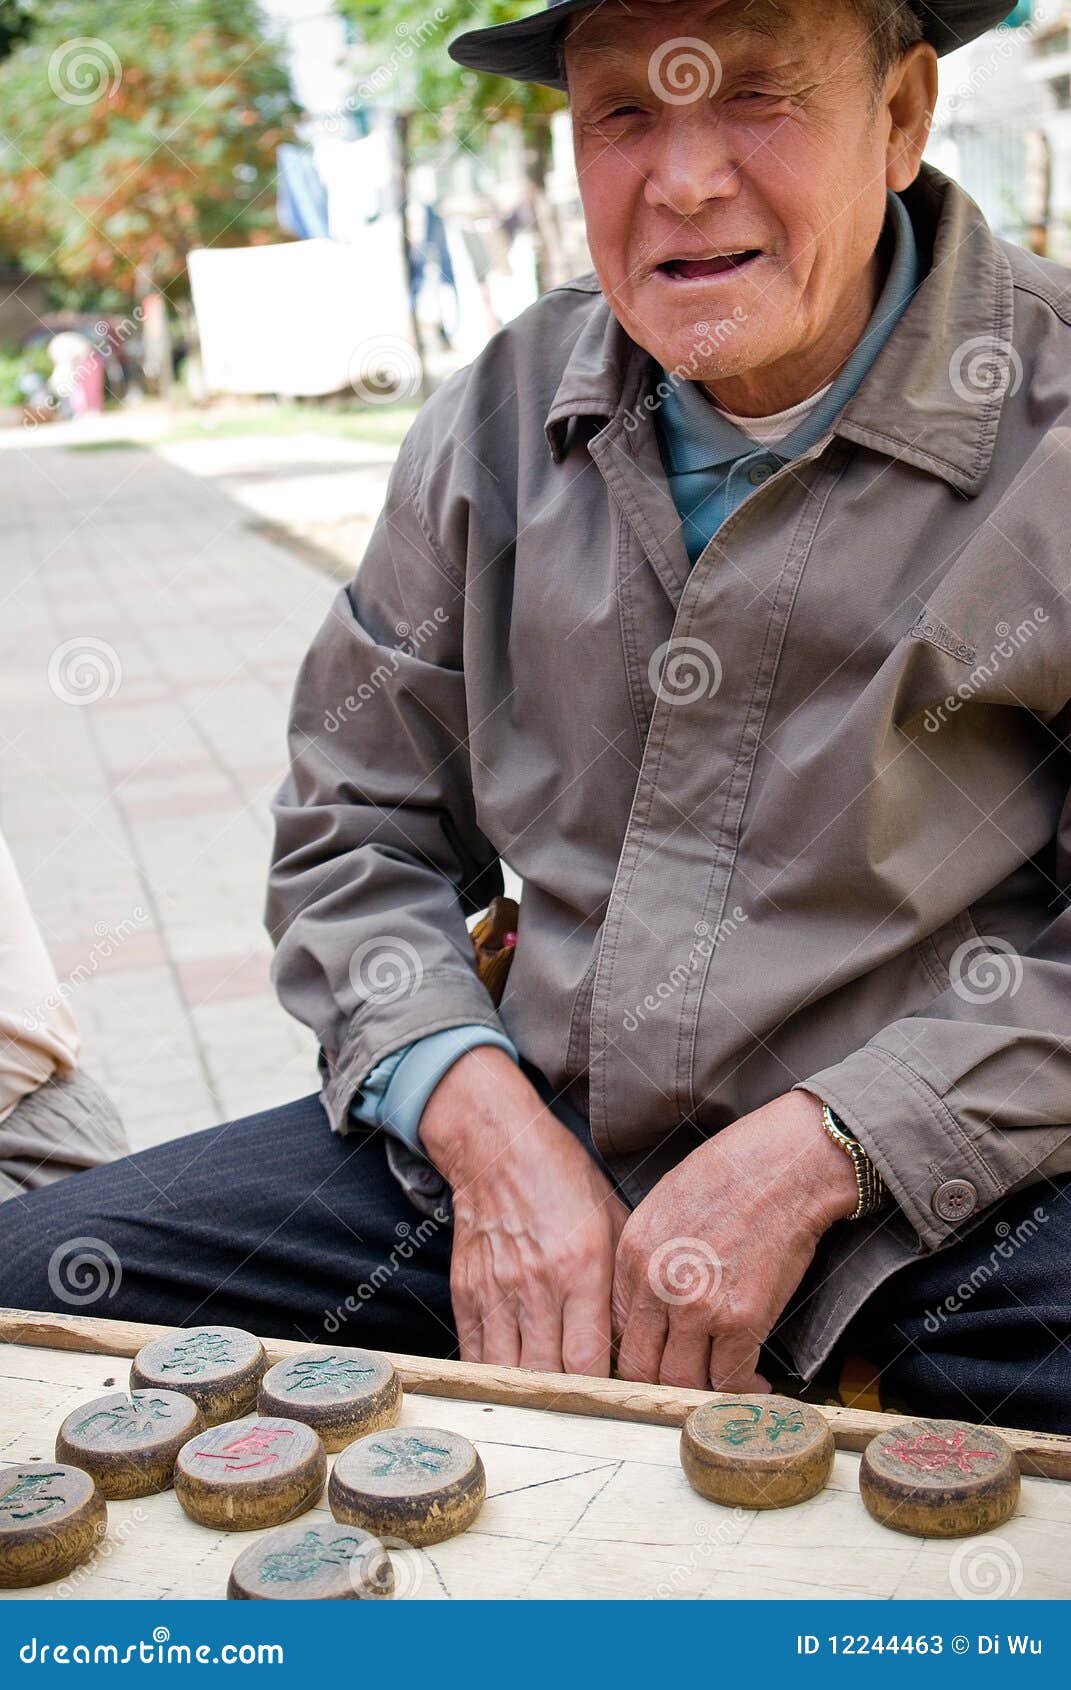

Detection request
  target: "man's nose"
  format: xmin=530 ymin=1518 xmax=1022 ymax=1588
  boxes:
xmin=642 ymin=114 xmax=740 ymax=217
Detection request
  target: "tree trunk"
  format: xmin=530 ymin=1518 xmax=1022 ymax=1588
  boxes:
xmin=522 ymin=115 xmax=566 ymax=294
xmin=393 ymin=109 xmax=430 ymax=401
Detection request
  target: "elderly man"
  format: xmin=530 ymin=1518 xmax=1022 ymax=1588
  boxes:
xmin=7 ymin=0 xmax=1071 ymax=1433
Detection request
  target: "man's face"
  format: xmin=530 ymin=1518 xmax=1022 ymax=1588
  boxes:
xmin=566 ymin=0 xmax=911 ymax=396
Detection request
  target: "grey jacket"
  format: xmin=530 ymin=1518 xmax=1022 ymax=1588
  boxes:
xmin=268 ymin=163 xmax=1071 ymax=1376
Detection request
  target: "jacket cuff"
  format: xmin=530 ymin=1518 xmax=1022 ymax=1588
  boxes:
xmin=322 ymin=966 xmax=511 ymax=1135
xmin=794 ymin=1042 xmax=1004 ymax=1249
xmin=372 ymin=1026 xmax=519 ymax=1151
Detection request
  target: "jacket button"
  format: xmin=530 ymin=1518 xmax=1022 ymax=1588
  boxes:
xmin=932 ymin=1178 xmax=977 ymax=1223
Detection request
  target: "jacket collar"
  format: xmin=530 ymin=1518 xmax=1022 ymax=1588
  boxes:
xmin=544 ymin=162 xmax=1014 ymax=497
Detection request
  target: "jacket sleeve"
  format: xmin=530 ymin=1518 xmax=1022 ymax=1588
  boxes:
xmin=797 ymin=770 xmax=1071 ymax=1249
xmin=265 ymin=417 xmax=509 ymax=1134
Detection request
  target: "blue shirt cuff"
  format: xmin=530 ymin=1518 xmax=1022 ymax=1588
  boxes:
xmin=350 ymin=1026 xmax=519 ymax=1153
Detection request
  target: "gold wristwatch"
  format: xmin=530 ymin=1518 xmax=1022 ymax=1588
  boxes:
xmin=819 ymin=1104 xmax=887 ymax=1221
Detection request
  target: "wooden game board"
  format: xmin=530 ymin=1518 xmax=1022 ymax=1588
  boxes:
xmin=2 ymin=1310 xmax=1070 ymax=1601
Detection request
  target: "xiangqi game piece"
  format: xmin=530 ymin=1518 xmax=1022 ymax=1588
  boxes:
xmin=257 ymin=1348 xmax=400 ymax=1452
xmin=130 ymin=1327 xmax=266 ymax=1425
xmin=56 ymin=1388 xmax=204 ymax=1498
xmin=860 ymin=1418 xmax=1020 ymax=1538
xmin=227 ymin=1519 xmax=394 ymax=1600
xmin=329 ymin=1425 xmax=485 ymax=1546
xmin=680 ymin=1394 xmax=835 ymax=1509
xmin=0 ymin=1463 xmax=107 ymax=1588
xmin=174 ymin=1415 xmax=326 ymax=1531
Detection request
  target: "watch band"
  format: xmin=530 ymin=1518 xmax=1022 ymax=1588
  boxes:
xmin=819 ymin=1104 xmax=887 ymax=1221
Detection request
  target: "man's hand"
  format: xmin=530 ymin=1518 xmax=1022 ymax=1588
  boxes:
xmin=421 ymin=1048 xmax=629 ymax=1375
xmin=612 ymin=1090 xmax=859 ymax=1392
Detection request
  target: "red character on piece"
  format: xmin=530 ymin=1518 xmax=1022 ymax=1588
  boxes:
xmin=195 ymin=1426 xmax=294 ymax=1471
xmin=885 ymin=1426 xmax=998 ymax=1476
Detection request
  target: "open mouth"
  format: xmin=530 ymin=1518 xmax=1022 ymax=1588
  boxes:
xmin=658 ymin=249 xmax=762 ymax=279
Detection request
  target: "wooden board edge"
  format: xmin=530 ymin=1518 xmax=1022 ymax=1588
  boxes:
xmin=3 ymin=1307 xmax=1070 ymax=1480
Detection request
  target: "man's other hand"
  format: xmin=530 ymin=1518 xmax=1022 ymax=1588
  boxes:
xmin=421 ymin=1048 xmax=628 ymax=1375
xmin=611 ymin=1090 xmax=860 ymax=1392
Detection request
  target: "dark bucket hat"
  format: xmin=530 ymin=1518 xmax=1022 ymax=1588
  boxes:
xmin=449 ymin=0 xmax=1018 ymax=89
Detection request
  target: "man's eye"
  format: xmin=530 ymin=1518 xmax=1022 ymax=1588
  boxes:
xmin=589 ymin=101 xmax=648 ymax=122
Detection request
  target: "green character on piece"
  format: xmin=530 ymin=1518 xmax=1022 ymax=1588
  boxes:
xmin=0 ymin=1472 xmax=68 ymax=1522
xmin=73 ymin=1395 xmax=175 ymax=1441
xmin=368 ymin=1435 xmax=451 ymax=1477
xmin=261 ymin=1529 xmax=372 ymax=1584
xmin=716 ymin=1403 xmax=806 ymax=1447
xmin=285 ymin=1355 xmax=376 ymax=1394
xmin=160 ymin=1332 xmax=234 ymax=1376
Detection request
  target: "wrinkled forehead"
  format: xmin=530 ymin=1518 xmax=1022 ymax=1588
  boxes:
xmin=562 ymin=0 xmax=798 ymax=58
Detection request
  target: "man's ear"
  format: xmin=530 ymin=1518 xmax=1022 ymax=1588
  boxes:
xmin=884 ymin=42 xmax=938 ymax=193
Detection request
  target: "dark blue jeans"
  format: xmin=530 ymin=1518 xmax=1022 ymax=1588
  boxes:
xmin=4 ymin=1086 xmax=1070 ymax=1432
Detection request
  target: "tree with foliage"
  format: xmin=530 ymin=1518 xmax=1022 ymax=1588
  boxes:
xmin=0 ymin=0 xmax=35 ymax=62
xmin=342 ymin=1 xmax=569 ymax=290
xmin=0 ymin=0 xmax=299 ymax=307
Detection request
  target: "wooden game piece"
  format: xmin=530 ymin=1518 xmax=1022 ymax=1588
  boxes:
xmin=0 ymin=1463 xmax=107 ymax=1588
xmin=859 ymin=1417 xmax=1020 ymax=1538
xmin=174 ymin=1416 xmax=326 ymax=1531
xmin=680 ymin=1394 xmax=835 ymax=1510
xmin=329 ymin=1425 xmax=485 ymax=1547
xmin=227 ymin=1520 xmax=394 ymax=1600
xmin=55 ymin=1389 xmax=205 ymax=1499
xmin=257 ymin=1348 xmax=400 ymax=1452
xmin=130 ymin=1326 xmax=266 ymax=1425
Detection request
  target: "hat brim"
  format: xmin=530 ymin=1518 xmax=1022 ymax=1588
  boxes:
xmin=448 ymin=2 xmax=1019 ymax=90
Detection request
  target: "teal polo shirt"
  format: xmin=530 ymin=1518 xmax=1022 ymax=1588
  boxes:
xmin=656 ymin=188 xmax=921 ymax=566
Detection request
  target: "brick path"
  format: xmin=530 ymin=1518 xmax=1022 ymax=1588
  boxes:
xmin=0 ymin=422 xmax=382 ymax=1150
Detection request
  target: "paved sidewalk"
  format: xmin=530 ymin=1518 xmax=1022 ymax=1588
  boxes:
xmin=0 ymin=422 xmax=384 ymax=1151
